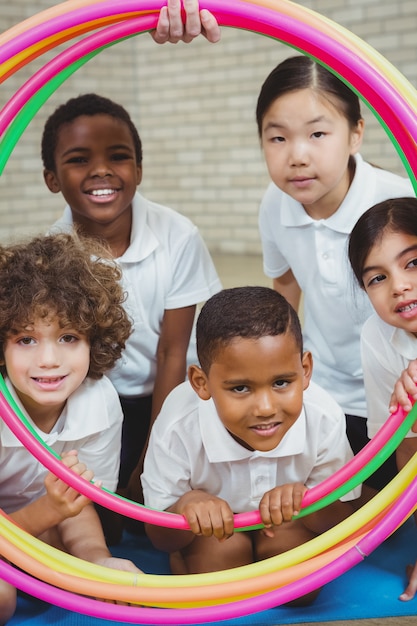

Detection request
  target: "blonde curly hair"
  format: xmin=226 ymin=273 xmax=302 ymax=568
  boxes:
xmin=0 ymin=232 xmax=132 ymax=379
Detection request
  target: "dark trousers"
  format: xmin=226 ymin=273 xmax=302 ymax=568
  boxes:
xmin=117 ymin=394 xmax=153 ymax=489
xmin=345 ymin=413 xmax=397 ymax=491
xmin=96 ymin=394 xmax=153 ymax=544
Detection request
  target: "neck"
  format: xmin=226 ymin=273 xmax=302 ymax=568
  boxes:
xmin=73 ymin=209 xmax=132 ymax=258
xmin=303 ymin=157 xmax=356 ymax=221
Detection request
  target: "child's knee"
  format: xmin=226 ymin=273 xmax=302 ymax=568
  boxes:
xmin=178 ymin=533 xmax=253 ymax=574
xmin=254 ymin=520 xmax=316 ymax=561
xmin=0 ymin=581 xmax=17 ymax=625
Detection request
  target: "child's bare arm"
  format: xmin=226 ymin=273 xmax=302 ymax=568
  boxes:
xmin=145 ymin=490 xmax=234 ymax=553
xmin=126 ymin=306 xmax=196 ymax=506
xmin=58 ymin=503 xmax=141 ymax=573
xmin=10 ymin=450 xmax=94 ymax=536
xmin=272 ymin=270 xmax=301 ymax=313
xmin=152 ymin=306 xmax=196 ymax=423
xmin=389 ymin=359 xmax=417 ymax=419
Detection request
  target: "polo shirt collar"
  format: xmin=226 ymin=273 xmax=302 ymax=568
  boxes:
xmin=60 ymin=192 xmax=159 ymax=264
xmin=117 ymin=192 xmax=158 ymax=264
xmin=281 ymin=154 xmax=371 ymax=234
xmin=1 ymin=377 xmax=111 ymax=447
xmin=198 ymin=395 xmax=306 ymax=461
xmin=390 ymin=325 xmax=417 ymax=361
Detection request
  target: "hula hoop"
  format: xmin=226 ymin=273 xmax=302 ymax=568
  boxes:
xmin=1 ymin=456 xmax=415 ymax=607
xmin=0 ymin=466 xmax=416 ymax=622
xmin=1 ymin=0 xmax=417 ymax=619
xmin=1 ymin=374 xmax=416 ymax=530
xmin=1 ymin=0 xmax=417 ymax=185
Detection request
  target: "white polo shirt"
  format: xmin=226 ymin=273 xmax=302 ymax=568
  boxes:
xmin=259 ymin=154 xmax=414 ymax=417
xmin=52 ymin=193 xmax=222 ymax=397
xmin=0 ymin=376 xmax=123 ymax=514
xmin=361 ymin=314 xmax=417 ymax=439
xmin=142 ymin=380 xmax=360 ymax=513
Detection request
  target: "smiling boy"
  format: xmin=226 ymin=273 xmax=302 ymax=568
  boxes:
xmin=142 ymin=286 xmax=360 ymax=603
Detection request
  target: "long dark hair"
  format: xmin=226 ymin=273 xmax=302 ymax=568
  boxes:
xmin=256 ymin=55 xmax=362 ymax=137
xmin=348 ymin=196 xmax=417 ymax=288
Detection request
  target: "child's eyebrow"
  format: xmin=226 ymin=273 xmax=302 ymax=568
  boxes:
xmin=362 ymin=244 xmax=417 ymax=276
xmin=262 ymin=121 xmax=286 ymax=132
xmin=106 ymin=143 xmax=135 ymax=152
xmin=61 ymin=146 xmax=89 ymax=157
xmin=223 ymin=373 xmax=297 ymax=384
xmin=397 ymin=244 xmax=417 ymax=259
xmin=61 ymin=143 xmax=134 ymax=157
xmin=263 ymin=115 xmax=330 ymax=133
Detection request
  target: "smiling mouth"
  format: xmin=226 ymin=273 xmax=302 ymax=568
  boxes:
xmin=251 ymin=422 xmax=280 ymax=431
xmin=32 ymin=376 xmax=65 ymax=383
xmin=397 ymin=302 xmax=417 ymax=313
xmin=87 ymin=189 xmax=118 ymax=197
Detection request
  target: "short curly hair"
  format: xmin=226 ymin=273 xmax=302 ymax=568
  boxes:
xmin=41 ymin=93 xmax=143 ymax=172
xmin=0 ymin=232 xmax=132 ymax=379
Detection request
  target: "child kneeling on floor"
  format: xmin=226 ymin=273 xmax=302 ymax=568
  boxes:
xmin=142 ymin=286 xmax=361 ymax=605
xmin=0 ymin=232 xmax=141 ymax=625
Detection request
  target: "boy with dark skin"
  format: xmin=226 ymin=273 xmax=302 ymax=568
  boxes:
xmin=142 ymin=287 xmax=360 ymax=604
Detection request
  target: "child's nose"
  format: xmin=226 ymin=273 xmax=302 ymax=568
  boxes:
xmin=392 ymin=272 xmax=412 ymax=295
xmin=254 ymin=390 xmax=275 ymax=417
xmin=90 ymin=158 xmax=113 ymax=177
xmin=38 ymin=343 xmax=60 ymax=367
xmin=289 ymin=140 xmax=309 ymax=166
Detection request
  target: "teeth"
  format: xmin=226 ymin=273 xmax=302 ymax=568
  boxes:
xmin=35 ymin=377 xmax=62 ymax=383
xmin=90 ymin=189 xmax=115 ymax=196
xmin=255 ymin=424 xmax=276 ymax=430
xmin=398 ymin=302 xmax=417 ymax=312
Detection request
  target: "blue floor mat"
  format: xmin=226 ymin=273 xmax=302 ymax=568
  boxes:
xmin=9 ymin=518 xmax=417 ymax=625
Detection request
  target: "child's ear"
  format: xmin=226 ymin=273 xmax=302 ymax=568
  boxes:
xmin=188 ymin=364 xmax=211 ymax=401
xmin=136 ymin=165 xmax=143 ymax=186
xmin=350 ymin=118 xmax=365 ymax=155
xmin=43 ymin=169 xmax=61 ymax=194
xmin=301 ymin=351 xmax=313 ymax=391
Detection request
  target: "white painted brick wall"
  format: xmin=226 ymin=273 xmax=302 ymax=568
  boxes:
xmin=0 ymin=1 xmax=416 ymax=253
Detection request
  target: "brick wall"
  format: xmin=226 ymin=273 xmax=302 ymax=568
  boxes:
xmin=0 ymin=1 xmax=416 ymax=252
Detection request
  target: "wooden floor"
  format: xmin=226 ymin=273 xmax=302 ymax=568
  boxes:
xmin=211 ymin=252 xmax=271 ymax=290
xmin=211 ymin=253 xmax=416 ymax=626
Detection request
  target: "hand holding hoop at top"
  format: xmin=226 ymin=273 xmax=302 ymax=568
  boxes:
xmin=152 ymin=0 xmax=221 ymax=44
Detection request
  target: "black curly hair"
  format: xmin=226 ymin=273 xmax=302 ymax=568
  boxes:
xmin=41 ymin=93 xmax=143 ymax=172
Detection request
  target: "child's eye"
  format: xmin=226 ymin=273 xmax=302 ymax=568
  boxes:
xmin=406 ymin=258 xmax=417 ymax=269
xmin=111 ymin=152 xmax=133 ymax=161
xmin=273 ymin=380 xmax=289 ymax=389
xmin=367 ymin=274 xmax=386 ymax=287
xmin=66 ymin=156 xmax=87 ymax=164
xmin=271 ymin=136 xmax=285 ymax=143
xmin=311 ymin=131 xmax=325 ymax=139
xmin=17 ymin=336 xmax=35 ymax=346
xmin=60 ymin=334 xmax=78 ymax=344
xmin=232 ymin=385 xmax=249 ymax=393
